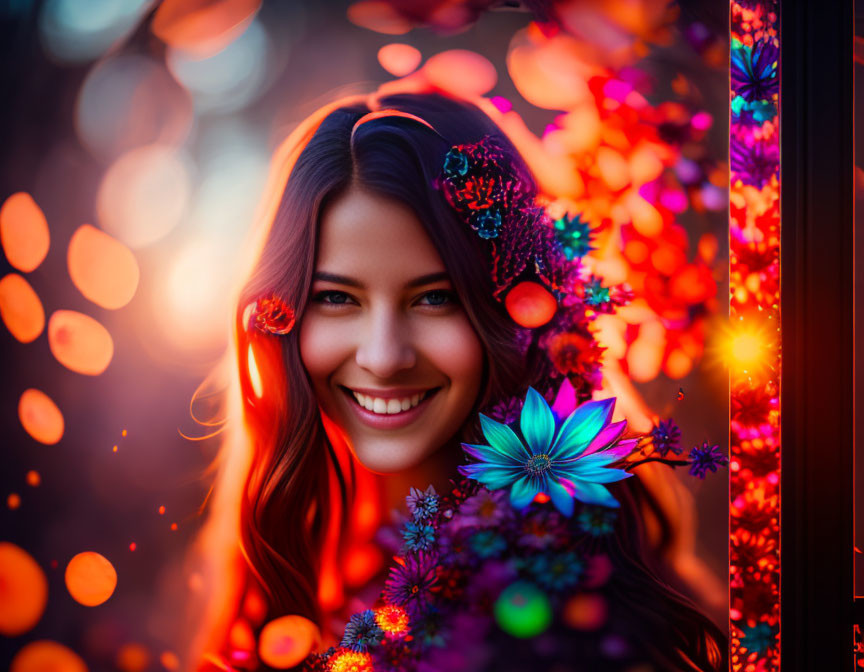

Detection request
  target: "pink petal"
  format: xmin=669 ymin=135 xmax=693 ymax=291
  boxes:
xmin=552 ymin=377 xmax=576 ymax=419
xmin=581 ymin=420 xmax=627 ymax=457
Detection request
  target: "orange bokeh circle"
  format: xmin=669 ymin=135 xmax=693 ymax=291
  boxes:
xmin=0 ymin=192 xmax=50 ymax=273
xmin=504 ymin=281 xmax=558 ymax=328
xmin=258 ymin=615 xmax=320 ymax=669
xmin=65 ymin=551 xmax=117 ymax=607
xmin=10 ymin=640 xmax=87 ymax=672
xmin=0 ymin=273 xmax=45 ymax=343
xmin=18 ymin=388 xmax=64 ymax=445
xmin=0 ymin=542 xmax=48 ymax=636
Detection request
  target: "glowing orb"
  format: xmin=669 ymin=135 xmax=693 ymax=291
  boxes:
xmin=423 ymin=50 xmax=497 ymax=97
xmin=10 ymin=641 xmax=87 ymax=672
xmin=65 ymin=551 xmax=117 ymax=606
xmin=507 ymin=32 xmax=593 ymax=110
xmin=115 ymin=643 xmax=150 ymax=672
xmin=0 ymin=192 xmax=50 ymax=272
xmin=76 ymin=54 xmax=193 ymax=161
xmin=26 ymin=471 xmax=41 ymax=487
xmin=48 ymin=310 xmax=114 ymax=375
xmin=7 ymin=493 xmax=21 ymax=510
xmin=18 ymin=389 xmax=64 ymax=445
xmin=0 ymin=543 xmax=48 ymax=636
xmin=504 ymin=281 xmax=557 ymax=328
xmin=347 ymin=1 xmax=411 ymax=35
xmin=729 ymin=332 xmax=764 ymax=367
xmin=562 ymin=593 xmax=607 ymax=630
xmin=68 ymin=225 xmax=139 ymax=309
xmin=160 ymin=652 xmax=180 ymax=671
xmin=97 ymin=144 xmax=191 ymax=248
xmin=153 ymin=0 xmax=262 ymax=58
xmin=0 ymin=273 xmax=45 ymax=343
xmin=258 ymin=615 xmax=320 ymax=669
xmin=493 ymin=582 xmax=552 ymax=638
xmin=377 ymin=44 xmax=421 ymax=76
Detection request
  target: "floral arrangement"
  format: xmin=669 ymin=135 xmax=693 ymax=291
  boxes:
xmin=303 ymin=381 xmax=726 ymax=672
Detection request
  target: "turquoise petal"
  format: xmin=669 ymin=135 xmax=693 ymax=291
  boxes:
xmin=559 ymin=465 xmax=633 ymax=484
xmin=462 ymin=443 xmax=523 ymax=467
xmin=459 ymin=463 xmax=522 ymax=489
xmin=510 ymin=476 xmax=539 ymax=509
xmin=547 ymin=478 xmax=574 ymax=516
xmin=479 ymin=414 xmax=530 ymax=460
xmin=549 ymin=398 xmax=615 ymax=461
xmin=520 ymin=387 xmax=555 ymax=455
xmin=569 ymin=479 xmax=620 ymax=508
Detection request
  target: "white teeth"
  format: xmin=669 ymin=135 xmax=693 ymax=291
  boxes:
xmin=350 ymin=390 xmax=430 ymax=415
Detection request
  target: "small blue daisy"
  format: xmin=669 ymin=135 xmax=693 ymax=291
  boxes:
xmin=402 ymin=520 xmax=436 ymax=552
xmin=341 ymin=609 xmax=385 ymax=652
xmin=406 ymin=484 xmax=439 ymax=521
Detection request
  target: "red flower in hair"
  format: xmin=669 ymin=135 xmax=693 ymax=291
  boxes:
xmin=251 ymin=295 xmax=295 ymax=335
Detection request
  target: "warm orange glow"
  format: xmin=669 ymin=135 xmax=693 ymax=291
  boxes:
xmin=68 ymin=224 xmax=139 ymax=309
xmin=626 ymin=191 xmax=663 ymax=236
xmin=328 ymin=650 xmax=373 ymax=672
xmin=0 ymin=192 xmax=50 ymax=273
xmin=116 ymin=643 xmax=151 ymax=672
xmin=65 ymin=551 xmax=117 ymax=607
xmin=160 ymin=651 xmax=180 ymax=671
xmin=7 ymin=493 xmax=21 ymax=509
xmin=729 ymin=331 xmax=763 ymax=366
xmin=562 ymin=593 xmax=607 ymax=630
xmin=378 ymin=43 xmax=422 ymax=77
xmin=0 ymin=543 xmax=48 ymax=636
xmin=152 ymin=0 xmax=262 ymax=57
xmin=18 ymin=388 xmax=64 ymax=445
xmin=596 ymin=146 xmax=630 ymax=191
xmin=158 ymin=505 xmax=166 ymax=515
xmin=347 ymin=1 xmax=412 ymax=35
xmin=25 ymin=471 xmax=40 ymax=487
xmin=0 ymin=273 xmax=45 ymax=343
xmin=258 ymin=615 xmax=320 ymax=669
xmin=10 ymin=640 xmax=87 ymax=672
xmin=423 ymin=50 xmax=497 ymax=97
xmin=48 ymin=310 xmax=114 ymax=375
xmin=97 ymin=144 xmax=191 ymax=248
xmin=505 ymin=281 xmax=558 ymax=328
xmin=229 ymin=619 xmax=255 ymax=651
xmin=247 ymin=345 xmax=263 ymax=398
xmin=343 ymin=543 xmax=383 ymax=589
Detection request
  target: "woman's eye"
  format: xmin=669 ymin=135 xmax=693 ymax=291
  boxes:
xmin=417 ymin=290 xmax=456 ymax=307
xmin=312 ymin=290 xmax=355 ymax=306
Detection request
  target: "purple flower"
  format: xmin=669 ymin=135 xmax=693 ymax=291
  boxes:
xmin=383 ymin=552 xmax=439 ymax=616
xmin=454 ymin=488 xmax=512 ymax=530
xmin=651 ymin=418 xmax=682 ymax=457
xmin=688 ymin=441 xmax=728 ymax=479
xmin=731 ymin=38 xmax=779 ymax=103
xmin=341 ymin=609 xmax=384 ymax=652
xmin=406 ymin=484 xmax=439 ymax=521
xmin=731 ymin=131 xmax=778 ymax=189
xmin=487 ymin=396 xmax=523 ymax=425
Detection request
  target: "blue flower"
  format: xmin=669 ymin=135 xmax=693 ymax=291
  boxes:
xmin=731 ymin=38 xmax=779 ymax=103
xmin=651 ymin=418 xmax=682 ymax=457
xmin=740 ymin=621 xmax=778 ymax=655
xmin=520 ymin=550 xmax=583 ymax=591
xmin=583 ymin=276 xmax=611 ymax=308
xmin=468 ymin=530 xmax=507 ymax=559
xmin=341 ymin=609 xmax=385 ymax=652
xmin=688 ymin=441 xmax=728 ymax=479
xmin=553 ymin=213 xmax=594 ymax=260
xmin=471 ymin=209 xmax=502 ymax=239
xmin=459 ymin=387 xmax=637 ymax=515
xmin=406 ymin=484 xmax=439 ymax=521
xmin=402 ymin=520 xmax=436 ymax=552
xmin=576 ymin=505 xmax=618 ymax=537
xmin=443 ymin=148 xmax=469 ymax=177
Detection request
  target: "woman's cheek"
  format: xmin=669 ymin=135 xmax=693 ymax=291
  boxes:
xmin=420 ymin=315 xmax=484 ymax=393
xmin=299 ymin=314 xmax=351 ymax=384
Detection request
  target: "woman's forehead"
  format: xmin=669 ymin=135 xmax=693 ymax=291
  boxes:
xmin=315 ymin=187 xmax=447 ymax=281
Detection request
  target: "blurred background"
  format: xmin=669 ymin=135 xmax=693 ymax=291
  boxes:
xmin=0 ymin=0 xmax=730 ymax=669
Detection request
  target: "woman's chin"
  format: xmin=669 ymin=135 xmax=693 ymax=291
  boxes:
xmin=348 ymin=438 xmax=434 ymax=474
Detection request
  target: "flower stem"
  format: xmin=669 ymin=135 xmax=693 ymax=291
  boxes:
xmin=624 ymin=456 xmax=690 ymax=471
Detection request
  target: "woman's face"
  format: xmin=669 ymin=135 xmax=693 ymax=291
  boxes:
xmin=300 ymin=186 xmax=485 ymax=473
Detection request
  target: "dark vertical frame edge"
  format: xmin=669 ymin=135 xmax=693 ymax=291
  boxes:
xmin=780 ymin=0 xmax=855 ymax=668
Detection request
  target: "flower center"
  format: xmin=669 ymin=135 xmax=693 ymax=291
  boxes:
xmin=525 ymin=453 xmax=552 ymax=475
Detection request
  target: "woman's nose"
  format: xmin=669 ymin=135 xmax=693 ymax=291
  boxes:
xmin=354 ymin=310 xmax=417 ymax=378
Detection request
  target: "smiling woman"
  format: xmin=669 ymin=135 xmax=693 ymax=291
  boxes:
xmin=188 ymin=91 xmax=726 ymax=672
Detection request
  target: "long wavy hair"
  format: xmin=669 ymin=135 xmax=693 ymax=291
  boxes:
xmin=188 ymin=91 xmax=727 ymax=671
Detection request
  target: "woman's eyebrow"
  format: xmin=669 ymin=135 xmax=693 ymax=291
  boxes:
xmin=312 ymin=271 xmax=450 ymax=289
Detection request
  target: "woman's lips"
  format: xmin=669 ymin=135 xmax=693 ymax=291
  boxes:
xmin=340 ymin=386 xmax=440 ymax=430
